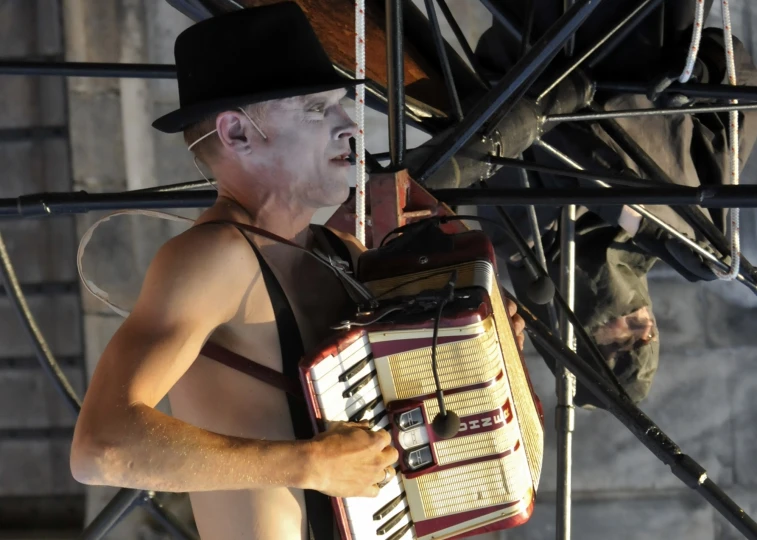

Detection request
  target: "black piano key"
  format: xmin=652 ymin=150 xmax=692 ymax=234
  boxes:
xmin=366 ymin=410 xmax=387 ymax=429
xmin=338 ymin=354 xmax=374 ymax=382
xmin=373 ymin=494 xmax=403 ymax=521
xmin=377 ymin=507 xmax=411 ymax=535
xmin=342 ymin=370 xmax=377 ymax=398
xmin=349 ymin=396 xmax=383 ymax=423
xmin=386 ymin=521 xmax=414 ymax=540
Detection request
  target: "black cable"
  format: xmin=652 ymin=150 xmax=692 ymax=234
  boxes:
xmin=0 ymin=232 xmax=81 ymax=414
xmin=431 ymin=299 xmax=448 ymax=417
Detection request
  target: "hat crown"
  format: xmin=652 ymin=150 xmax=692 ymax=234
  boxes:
xmin=175 ymin=3 xmax=333 ymax=108
xmin=153 ymin=2 xmax=360 ymax=133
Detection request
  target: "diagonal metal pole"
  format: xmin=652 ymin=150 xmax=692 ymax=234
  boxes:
xmin=424 ymin=0 xmax=464 ymax=122
xmin=435 ymin=0 xmax=490 ymax=88
xmin=545 ymin=101 xmax=757 ymax=122
xmin=140 ymin=492 xmax=200 ymax=540
xmin=414 ymin=0 xmax=604 ymax=183
xmin=79 ymin=489 xmax=143 ymax=540
xmin=537 ymin=0 xmax=662 ymax=102
xmin=532 ymin=138 xmax=757 ymax=295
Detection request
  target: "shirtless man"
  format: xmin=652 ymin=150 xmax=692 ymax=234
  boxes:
xmin=69 ymin=4 xmax=527 ymax=540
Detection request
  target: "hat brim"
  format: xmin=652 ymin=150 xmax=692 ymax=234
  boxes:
xmin=152 ymin=79 xmax=365 ymax=133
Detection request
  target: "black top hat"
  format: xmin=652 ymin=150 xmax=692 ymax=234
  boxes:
xmin=152 ymin=2 xmax=362 ymax=133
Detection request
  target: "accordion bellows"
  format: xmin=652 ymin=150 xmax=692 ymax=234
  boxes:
xmin=300 ymin=230 xmax=544 ymax=540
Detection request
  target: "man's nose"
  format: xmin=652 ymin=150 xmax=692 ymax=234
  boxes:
xmin=633 ymin=317 xmax=655 ymax=342
xmin=333 ymin=106 xmax=358 ymax=139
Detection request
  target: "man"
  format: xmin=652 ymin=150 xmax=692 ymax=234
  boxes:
xmin=473 ymin=0 xmax=757 ymax=408
xmin=70 ymin=4 xmax=527 ymax=539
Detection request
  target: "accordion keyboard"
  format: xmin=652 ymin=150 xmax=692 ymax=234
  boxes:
xmin=309 ymin=335 xmax=414 ymax=540
xmin=304 ymin=291 xmax=543 ymax=539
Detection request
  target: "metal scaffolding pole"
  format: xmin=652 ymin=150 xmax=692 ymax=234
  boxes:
xmin=414 ymin=0 xmax=604 ymax=183
xmin=6 ymin=184 xmax=757 ymax=220
xmin=532 ymin=138 xmax=757 ymax=295
xmin=386 ymin=0 xmax=406 ymax=168
xmin=556 ymin=204 xmax=577 ymax=540
xmin=0 ymin=60 xmax=176 ymax=78
xmin=545 ymin=101 xmax=757 ymax=122
xmin=79 ymin=489 xmax=142 ymax=540
xmin=537 ymin=0 xmax=662 ymax=102
xmin=424 ymin=0 xmax=464 ymax=122
xmin=595 ymin=80 xmax=757 ymax=101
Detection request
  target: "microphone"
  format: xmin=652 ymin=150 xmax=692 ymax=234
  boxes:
xmin=430 ymin=271 xmax=461 ymax=439
xmin=523 ymin=257 xmax=555 ymax=305
xmin=492 ymin=205 xmax=555 ymax=305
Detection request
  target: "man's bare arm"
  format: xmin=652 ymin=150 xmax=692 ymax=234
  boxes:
xmin=70 ymin=224 xmax=396 ymax=496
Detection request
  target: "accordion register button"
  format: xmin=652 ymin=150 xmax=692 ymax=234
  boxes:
xmin=405 ymin=445 xmax=433 ymax=470
xmin=397 ymin=407 xmax=424 ymax=430
xmin=397 ymin=426 xmax=429 ymax=450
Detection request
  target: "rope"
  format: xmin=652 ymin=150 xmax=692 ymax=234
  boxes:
xmin=711 ymin=0 xmax=740 ymax=280
xmin=355 ymin=0 xmax=367 ymax=245
xmin=677 ymin=0 xmax=741 ymax=280
xmin=678 ymin=0 xmax=705 ymax=83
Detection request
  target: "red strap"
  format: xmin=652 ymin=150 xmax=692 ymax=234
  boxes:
xmin=200 ymin=341 xmax=303 ymax=398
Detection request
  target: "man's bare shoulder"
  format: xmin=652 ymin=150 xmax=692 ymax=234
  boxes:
xmin=131 ymin=223 xmax=261 ymax=325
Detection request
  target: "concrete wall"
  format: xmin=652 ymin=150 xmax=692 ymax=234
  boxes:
xmin=0 ymin=1 xmax=85 ymax=537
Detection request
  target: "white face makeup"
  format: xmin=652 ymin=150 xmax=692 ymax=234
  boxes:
xmin=248 ymin=88 xmax=357 ymax=208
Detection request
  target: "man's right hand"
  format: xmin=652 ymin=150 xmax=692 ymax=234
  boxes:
xmin=306 ymin=421 xmax=399 ymax=498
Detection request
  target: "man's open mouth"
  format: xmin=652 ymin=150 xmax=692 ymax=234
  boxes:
xmin=330 ymin=152 xmax=355 ymax=165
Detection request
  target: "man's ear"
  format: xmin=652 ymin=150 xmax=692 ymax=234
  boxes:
xmin=216 ymin=111 xmax=253 ymax=155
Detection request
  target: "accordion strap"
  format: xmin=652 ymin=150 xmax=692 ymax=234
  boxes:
xmin=197 ymin=219 xmax=334 ymax=540
xmin=200 ymin=341 xmax=303 ymax=398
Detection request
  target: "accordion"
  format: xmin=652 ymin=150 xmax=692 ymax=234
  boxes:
xmin=300 ymin=227 xmax=544 ymax=540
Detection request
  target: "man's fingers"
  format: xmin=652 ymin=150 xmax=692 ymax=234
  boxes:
xmin=506 ymin=297 xmax=517 ymax=317
xmin=512 ymin=313 xmax=525 ymax=336
xmin=517 ymin=333 xmax=525 ymax=351
xmin=372 ymin=427 xmax=392 ymax=448
xmin=382 ymin=445 xmax=399 ymax=466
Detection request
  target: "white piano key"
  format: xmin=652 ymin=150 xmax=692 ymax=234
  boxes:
xmin=310 ymin=336 xmax=371 ymax=382
xmin=352 ymin=401 xmax=386 ymax=424
xmin=312 ymin=358 xmax=376 ymax=396
xmin=343 ymin=475 xmax=402 ymax=516
xmin=348 ymin=509 xmax=412 ymax=540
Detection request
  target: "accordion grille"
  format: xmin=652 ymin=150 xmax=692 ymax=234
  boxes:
xmin=412 ymin=454 xmax=531 ymax=519
xmin=384 ymin=318 xmax=500 ymax=400
xmin=490 ymin=285 xmax=544 ymax=491
xmin=433 ymin=427 xmax=520 ymax=466
xmin=423 ymin=375 xmax=509 ymax=419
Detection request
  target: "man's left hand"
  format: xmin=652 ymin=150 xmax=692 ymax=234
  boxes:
xmin=505 ymin=297 xmax=526 ymax=352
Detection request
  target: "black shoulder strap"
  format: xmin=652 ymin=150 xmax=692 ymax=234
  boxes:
xmin=196 ymin=220 xmax=334 ymax=540
xmin=311 ymin=225 xmax=355 ymax=273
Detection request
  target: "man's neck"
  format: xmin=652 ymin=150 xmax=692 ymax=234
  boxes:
xmin=214 ymin=189 xmax=315 ymax=248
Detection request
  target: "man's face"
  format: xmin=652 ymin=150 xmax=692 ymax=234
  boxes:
xmin=593 ymin=306 xmax=657 ymax=355
xmin=250 ymin=89 xmax=357 ymax=208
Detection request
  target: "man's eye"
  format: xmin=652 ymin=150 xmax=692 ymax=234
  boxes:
xmin=308 ymin=103 xmax=325 ymax=113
